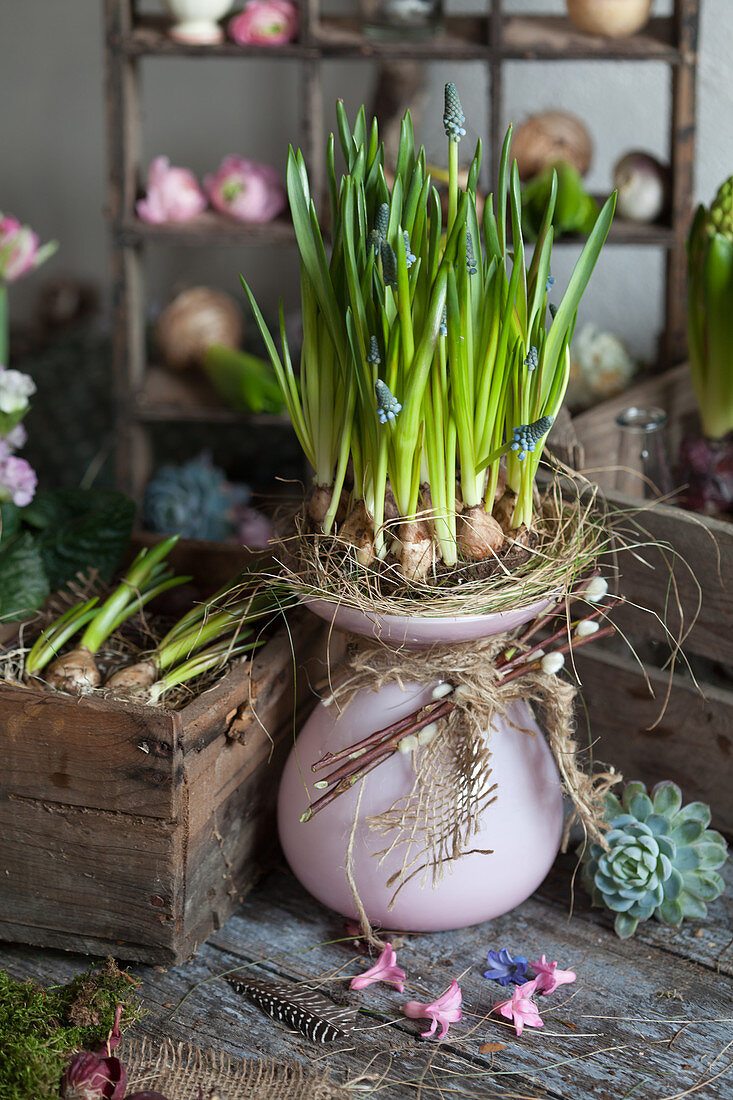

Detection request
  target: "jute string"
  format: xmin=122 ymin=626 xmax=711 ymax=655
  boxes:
xmin=331 ymin=632 xmax=619 ymax=939
xmin=124 ymin=1037 xmax=351 ymax=1099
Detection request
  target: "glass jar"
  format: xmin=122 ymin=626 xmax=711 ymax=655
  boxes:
xmin=615 ymin=406 xmax=674 ymax=498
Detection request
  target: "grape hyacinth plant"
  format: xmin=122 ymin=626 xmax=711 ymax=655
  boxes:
xmin=243 ymin=83 xmax=615 ymax=580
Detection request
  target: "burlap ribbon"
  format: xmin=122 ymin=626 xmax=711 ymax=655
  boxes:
xmin=330 ymin=632 xmax=619 ymax=920
xmin=124 ymin=1037 xmax=351 ymax=1100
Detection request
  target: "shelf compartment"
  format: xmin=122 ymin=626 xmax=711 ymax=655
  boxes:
xmin=135 ymin=365 xmax=292 ymax=425
xmin=123 ymin=15 xmax=313 ymax=58
xmin=501 ymin=15 xmax=679 ymax=62
xmin=314 ymin=16 xmax=488 ymax=60
xmin=554 ymin=203 xmax=676 ymax=248
xmin=116 ymin=211 xmax=295 ymax=247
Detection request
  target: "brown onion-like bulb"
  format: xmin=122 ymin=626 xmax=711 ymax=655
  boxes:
xmin=566 ymin=0 xmax=652 ymax=38
xmin=512 ymin=112 xmax=593 ymax=181
xmin=156 ymin=287 xmax=243 ymax=370
xmin=613 ymin=151 xmax=669 ymax=223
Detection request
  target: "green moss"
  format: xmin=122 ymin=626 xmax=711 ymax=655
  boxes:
xmin=0 ymin=957 xmax=143 ymax=1100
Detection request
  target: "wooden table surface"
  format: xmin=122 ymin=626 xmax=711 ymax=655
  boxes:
xmin=2 ymin=853 xmax=731 ymax=1099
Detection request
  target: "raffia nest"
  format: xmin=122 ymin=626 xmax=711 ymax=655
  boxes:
xmin=273 ymin=476 xmax=612 ymax=620
xmin=0 ymin=576 xmax=248 ymax=711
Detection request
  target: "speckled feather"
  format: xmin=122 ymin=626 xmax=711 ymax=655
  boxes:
xmin=225 ymin=976 xmax=359 ymax=1043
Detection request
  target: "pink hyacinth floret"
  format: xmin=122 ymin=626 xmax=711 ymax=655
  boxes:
xmin=350 ymin=942 xmax=406 ymax=993
xmin=402 ymin=979 xmax=463 ymax=1040
xmin=136 ymin=157 xmax=207 ymax=225
xmin=229 ymin=0 xmax=298 ymax=45
xmin=492 ymin=976 xmax=544 ymax=1037
xmin=0 ymin=453 xmax=37 ymax=506
xmin=3 ymin=423 xmax=27 ymax=451
xmin=529 ymin=954 xmax=577 ymax=996
xmin=204 ymin=155 xmax=286 ymax=224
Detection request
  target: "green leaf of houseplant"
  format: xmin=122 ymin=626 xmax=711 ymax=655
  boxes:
xmin=28 ymin=489 xmax=135 ymax=590
xmin=0 ymin=533 xmax=50 ymax=621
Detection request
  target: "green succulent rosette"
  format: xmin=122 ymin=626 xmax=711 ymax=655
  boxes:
xmin=581 ymin=780 xmax=728 ymax=939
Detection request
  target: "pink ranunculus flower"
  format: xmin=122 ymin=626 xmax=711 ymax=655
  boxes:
xmin=529 ymin=955 xmax=577 ymax=996
xmin=204 ymin=156 xmax=286 ymax=224
xmin=492 ymin=976 xmax=544 ymax=1037
xmin=136 ymin=157 xmax=207 ymax=225
xmin=0 ymin=215 xmax=57 ymax=283
xmin=229 ymin=0 xmax=299 ymax=46
xmin=0 ymin=454 xmax=37 ymax=506
xmin=350 ymin=942 xmax=406 ymax=993
xmin=402 ymin=979 xmax=463 ymax=1040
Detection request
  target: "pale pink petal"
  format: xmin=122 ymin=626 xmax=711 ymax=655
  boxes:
xmin=402 ymin=981 xmax=462 ymax=1041
xmin=350 ymin=942 xmax=406 ymax=993
xmin=529 ymin=955 xmax=576 ymax=996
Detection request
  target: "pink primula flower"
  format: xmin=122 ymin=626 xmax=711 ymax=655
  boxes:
xmin=529 ymin=955 xmax=577 ymax=996
xmin=0 ymin=454 xmax=37 ymax=506
xmin=350 ymin=942 xmax=406 ymax=993
xmin=402 ymin=979 xmax=463 ymax=1040
xmin=0 ymin=215 xmax=57 ymax=283
xmin=204 ymin=155 xmax=285 ymax=224
xmin=492 ymin=976 xmax=544 ymax=1037
xmin=229 ymin=0 xmax=298 ymax=45
xmin=136 ymin=157 xmax=207 ymax=225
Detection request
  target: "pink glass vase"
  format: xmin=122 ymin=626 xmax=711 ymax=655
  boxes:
xmin=277 ymin=598 xmax=565 ymax=932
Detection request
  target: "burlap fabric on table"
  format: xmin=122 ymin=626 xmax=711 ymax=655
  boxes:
xmin=124 ymin=1037 xmax=351 ymax=1100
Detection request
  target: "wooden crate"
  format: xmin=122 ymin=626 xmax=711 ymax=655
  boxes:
xmin=0 ymin=541 xmax=325 ymax=964
xmin=573 ymin=491 xmax=733 ymax=835
xmin=570 ymin=363 xmax=698 ymax=491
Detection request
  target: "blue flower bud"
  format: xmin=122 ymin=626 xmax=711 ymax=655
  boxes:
xmin=510 ymin=415 xmax=554 ymax=460
xmin=466 ymin=231 xmax=477 ymax=276
xmin=524 ymin=346 xmax=538 ymax=371
xmin=443 ymin=82 xmax=466 ymax=143
xmin=367 ymin=335 xmax=381 ymax=364
xmin=381 ymin=241 xmax=397 ymax=287
xmin=403 ymin=231 xmax=416 ymax=268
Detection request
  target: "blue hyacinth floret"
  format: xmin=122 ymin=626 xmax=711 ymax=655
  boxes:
xmin=439 ymin=305 xmax=447 ymax=337
xmin=367 ymin=335 xmax=381 ymax=364
xmin=443 ymin=82 xmax=466 ymax=143
xmin=510 ymin=415 xmax=554 ymax=460
xmin=483 ymin=948 xmax=529 ymax=987
xmin=524 ymin=346 xmax=538 ymax=372
xmin=403 ymin=231 xmax=416 ymax=268
xmin=546 ymin=274 xmax=555 ymax=292
xmin=375 ymin=379 xmax=402 ymax=424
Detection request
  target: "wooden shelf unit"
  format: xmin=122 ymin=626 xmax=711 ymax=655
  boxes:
xmin=105 ymin=0 xmax=700 ymax=500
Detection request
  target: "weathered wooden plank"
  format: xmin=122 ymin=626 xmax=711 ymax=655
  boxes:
xmin=0 ymin=798 xmax=182 ymax=962
xmin=0 ymin=682 xmax=180 ymax=818
xmin=573 ymin=646 xmax=733 ymax=835
xmin=609 ymin=490 xmax=733 ymax=668
xmin=538 ymin=855 xmax=733 ymax=979
xmin=663 ymin=0 xmax=699 ymax=364
xmin=202 ymin=865 xmax=733 ymax=1099
xmin=501 ymin=14 xmax=679 ymax=62
xmin=1 ymin=854 xmax=731 ymax=1098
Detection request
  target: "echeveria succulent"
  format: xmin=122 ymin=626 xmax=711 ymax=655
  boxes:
xmin=581 ymin=780 xmax=728 ymax=939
